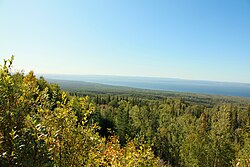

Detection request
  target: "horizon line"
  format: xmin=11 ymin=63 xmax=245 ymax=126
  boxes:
xmin=35 ymin=72 xmax=250 ymax=85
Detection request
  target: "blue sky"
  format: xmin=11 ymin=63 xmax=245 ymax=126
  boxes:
xmin=0 ymin=0 xmax=250 ymax=83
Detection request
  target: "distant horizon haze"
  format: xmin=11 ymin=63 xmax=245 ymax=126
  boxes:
xmin=37 ymin=74 xmax=250 ymax=98
xmin=37 ymin=73 xmax=250 ymax=85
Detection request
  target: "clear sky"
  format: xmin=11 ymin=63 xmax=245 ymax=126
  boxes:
xmin=0 ymin=0 xmax=250 ymax=83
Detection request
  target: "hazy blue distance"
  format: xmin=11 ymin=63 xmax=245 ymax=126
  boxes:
xmin=40 ymin=74 xmax=250 ymax=98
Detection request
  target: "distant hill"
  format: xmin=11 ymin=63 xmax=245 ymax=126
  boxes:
xmin=47 ymin=79 xmax=250 ymax=107
xmin=41 ymin=74 xmax=250 ymax=98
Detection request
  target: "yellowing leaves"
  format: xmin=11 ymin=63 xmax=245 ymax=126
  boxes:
xmin=0 ymin=56 xmax=163 ymax=167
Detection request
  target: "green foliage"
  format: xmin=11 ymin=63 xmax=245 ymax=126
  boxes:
xmin=209 ymin=106 xmax=235 ymax=166
xmin=1 ymin=56 xmax=249 ymax=166
xmin=91 ymin=90 xmax=249 ymax=166
xmin=0 ymin=57 xmax=51 ymax=166
xmin=0 ymin=57 xmax=161 ymax=166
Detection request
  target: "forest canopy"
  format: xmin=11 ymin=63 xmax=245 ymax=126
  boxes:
xmin=0 ymin=57 xmax=249 ymax=167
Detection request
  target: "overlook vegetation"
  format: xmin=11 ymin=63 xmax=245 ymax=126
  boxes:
xmin=0 ymin=57 xmax=160 ymax=166
xmin=0 ymin=57 xmax=250 ymax=166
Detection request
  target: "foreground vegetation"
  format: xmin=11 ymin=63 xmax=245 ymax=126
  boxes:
xmin=0 ymin=57 xmax=160 ymax=166
xmin=1 ymin=57 xmax=249 ymax=166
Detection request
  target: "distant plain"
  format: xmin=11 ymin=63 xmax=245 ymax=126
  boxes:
xmin=40 ymin=74 xmax=250 ymax=98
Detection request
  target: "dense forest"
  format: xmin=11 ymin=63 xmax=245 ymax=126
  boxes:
xmin=0 ymin=57 xmax=249 ymax=166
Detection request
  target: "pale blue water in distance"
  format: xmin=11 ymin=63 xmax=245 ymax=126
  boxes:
xmin=39 ymin=74 xmax=250 ymax=98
